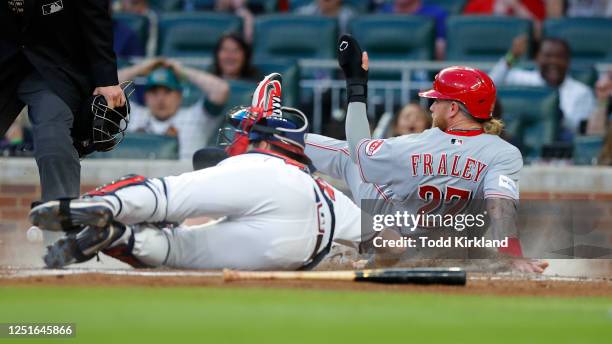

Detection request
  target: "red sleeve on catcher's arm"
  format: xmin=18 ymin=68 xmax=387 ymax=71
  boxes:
xmin=498 ymin=237 xmax=523 ymax=257
xmin=85 ymin=175 xmax=147 ymax=197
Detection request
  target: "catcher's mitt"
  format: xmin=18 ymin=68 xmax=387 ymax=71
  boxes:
xmin=73 ymin=81 xmax=135 ymax=157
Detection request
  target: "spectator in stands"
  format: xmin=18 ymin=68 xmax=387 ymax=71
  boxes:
xmin=118 ymin=59 xmax=229 ymax=159
xmin=377 ymin=0 xmax=448 ymax=59
xmin=489 ymin=36 xmax=600 ymax=140
xmin=587 ymin=72 xmax=612 ymax=136
xmin=119 ymin=0 xmax=150 ymax=14
xmin=389 ymin=103 xmax=432 ymax=137
xmin=212 ymin=33 xmax=261 ymax=81
xmin=464 ymin=0 xmax=546 ymax=20
xmin=295 ymin=0 xmax=356 ymax=35
xmin=215 ymin=0 xmax=255 ymax=43
xmin=463 ymin=0 xmax=546 ymax=39
xmin=563 ymin=0 xmax=612 ymax=17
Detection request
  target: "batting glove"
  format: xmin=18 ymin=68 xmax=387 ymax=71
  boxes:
xmin=337 ymin=34 xmax=368 ymax=103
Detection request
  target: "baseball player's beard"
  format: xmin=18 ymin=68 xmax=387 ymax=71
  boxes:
xmin=432 ymin=114 xmax=448 ymax=131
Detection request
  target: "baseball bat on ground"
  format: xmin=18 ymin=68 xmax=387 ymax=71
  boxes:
xmin=223 ymin=267 xmax=466 ymax=286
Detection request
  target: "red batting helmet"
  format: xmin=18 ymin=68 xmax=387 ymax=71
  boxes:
xmin=418 ymin=66 xmax=496 ymax=120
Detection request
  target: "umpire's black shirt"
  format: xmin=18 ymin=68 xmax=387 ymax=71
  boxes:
xmin=0 ymin=0 xmax=119 ymax=132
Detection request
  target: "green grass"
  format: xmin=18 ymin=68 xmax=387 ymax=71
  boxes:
xmin=0 ymin=286 xmax=610 ymax=344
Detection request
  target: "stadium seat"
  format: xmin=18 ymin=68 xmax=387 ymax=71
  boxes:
xmin=496 ymin=86 xmax=561 ymax=160
xmin=253 ymin=15 xmax=337 ymax=60
xmin=254 ymin=58 xmax=300 ymax=107
xmin=573 ymin=135 xmax=604 ymax=165
xmin=91 ymin=133 xmax=179 ymax=160
xmin=446 ymin=16 xmax=532 ymax=61
xmin=290 ymin=0 xmax=369 ymax=13
xmin=158 ymin=13 xmax=242 ymax=57
xmin=149 ymin=0 xmax=183 ymax=11
xmin=249 ymin=0 xmax=280 ymax=13
xmin=423 ymin=0 xmax=467 ymax=14
xmin=180 ymin=80 xmax=206 ymax=108
xmin=350 ymin=15 xmax=435 ymax=61
xmin=185 ymin=0 xmax=277 ymax=12
xmin=289 ymin=0 xmax=309 ymax=10
xmin=343 ymin=0 xmax=370 ymax=12
xmin=543 ymin=18 xmax=612 ymax=65
xmin=348 ymin=14 xmax=434 ymax=88
xmin=569 ymin=65 xmax=598 ymax=87
xmin=149 ymin=0 xmax=183 ymax=12
xmin=225 ymin=80 xmax=258 ymax=112
xmin=112 ymin=12 xmax=150 ymax=50
xmin=207 ymin=80 xmax=258 ymax=145
xmin=185 ymin=0 xmax=215 ymax=10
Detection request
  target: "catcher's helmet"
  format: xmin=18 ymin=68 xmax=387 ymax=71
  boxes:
xmin=419 ymin=66 xmax=496 ymax=120
xmin=219 ymin=106 xmax=309 ymax=156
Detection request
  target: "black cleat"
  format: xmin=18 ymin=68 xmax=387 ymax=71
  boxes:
xmin=29 ymin=199 xmax=113 ymax=232
xmin=43 ymin=222 xmax=126 ymax=268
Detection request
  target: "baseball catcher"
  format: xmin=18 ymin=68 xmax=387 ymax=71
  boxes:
xmin=29 ymin=73 xmax=394 ymax=270
xmin=305 ymin=35 xmax=548 ymax=273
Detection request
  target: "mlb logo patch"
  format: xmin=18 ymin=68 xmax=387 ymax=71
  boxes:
xmin=451 ymin=138 xmax=463 ymax=145
xmin=42 ymin=0 xmax=63 ymax=15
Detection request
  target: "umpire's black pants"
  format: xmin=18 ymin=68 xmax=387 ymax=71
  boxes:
xmin=17 ymin=70 xmax=80 ymax=202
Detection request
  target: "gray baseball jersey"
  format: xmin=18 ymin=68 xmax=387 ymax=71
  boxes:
xmin=306 ymin=129 xmax=523 ymax=242
xmin=354 ymin=127 xmax=523 ymax=201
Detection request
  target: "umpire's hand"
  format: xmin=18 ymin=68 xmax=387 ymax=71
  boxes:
xmin=93 ymin=85 xmax=127 ymax=109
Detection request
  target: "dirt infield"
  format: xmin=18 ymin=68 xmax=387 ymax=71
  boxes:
xmin=0 ymin=268 xmax=610 ymax=298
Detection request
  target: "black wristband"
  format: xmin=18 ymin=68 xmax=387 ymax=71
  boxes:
xmin=347 ymin=79 xmax=367 ymax=103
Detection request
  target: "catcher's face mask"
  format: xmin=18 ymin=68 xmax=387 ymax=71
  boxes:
xmin=217 ymin=107 xmax=263 ymax=156
xmin=75 ymin=81 xmax=135 ymax=157
xmin=91 ymin=81 xmax=134 ymax=151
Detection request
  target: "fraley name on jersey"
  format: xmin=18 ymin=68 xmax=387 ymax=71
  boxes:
xmin=410 ymin=153 xmax=488 ymax=182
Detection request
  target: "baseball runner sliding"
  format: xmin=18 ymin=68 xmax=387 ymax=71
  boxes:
xmin=305 ymin=35 xmax=548 ymax=273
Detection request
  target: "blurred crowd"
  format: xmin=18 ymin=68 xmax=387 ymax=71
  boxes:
xmin=3 ymin=0 xmax=611 ymax=164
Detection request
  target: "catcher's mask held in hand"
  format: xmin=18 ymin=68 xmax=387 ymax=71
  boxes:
xmin=74 ymin=81 xmax=135 ymax=157
xmin=220 ymin=73 xmax=283 ymax=156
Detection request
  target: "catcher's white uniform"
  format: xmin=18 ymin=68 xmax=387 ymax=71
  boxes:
xmin=100 ymin=150 xmax=363 ymax=270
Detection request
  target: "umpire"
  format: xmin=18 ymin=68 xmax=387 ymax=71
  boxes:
xmin=0 ymin=0 xmax=125 ymax=201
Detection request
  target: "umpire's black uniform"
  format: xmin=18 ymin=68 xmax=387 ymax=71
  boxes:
xmin=0 ymin=0 xmax=118 ymax=201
